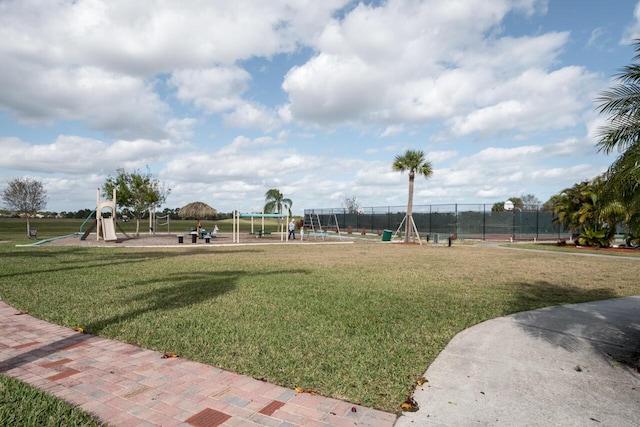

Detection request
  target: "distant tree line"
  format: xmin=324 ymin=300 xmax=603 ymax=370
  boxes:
xmin=0 ymin=207 xmax=236 ymax=221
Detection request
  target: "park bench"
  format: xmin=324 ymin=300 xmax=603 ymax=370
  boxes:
xmin=28 ymin=229 xmax=37 ymax=239
xmin=256 ymin=229 xmax=271 ymax=237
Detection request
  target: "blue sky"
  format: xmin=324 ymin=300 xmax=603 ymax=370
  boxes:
xmin=1 ymin=0 xmax=639 ymax=215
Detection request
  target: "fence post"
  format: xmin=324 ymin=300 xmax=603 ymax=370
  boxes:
xmin=370 ymin=207 xmax=374 ymax=232
xmin=483 ymin=204 xmax=486 ymax=241
xmin=455 ymin=203 xmax=458 ymax=237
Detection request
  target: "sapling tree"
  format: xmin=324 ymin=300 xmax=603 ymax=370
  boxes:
xmin=1 ymin=177 xmax=48 ymax=237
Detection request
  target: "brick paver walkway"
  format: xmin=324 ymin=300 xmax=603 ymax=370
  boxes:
xmin=0 ymin=299 xmax=397 ymax=426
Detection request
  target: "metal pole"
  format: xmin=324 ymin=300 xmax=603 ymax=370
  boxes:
xmin=483 ymin=204 xmax=486 ymax=241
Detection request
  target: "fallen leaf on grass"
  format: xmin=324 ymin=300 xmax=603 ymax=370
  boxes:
xmin=74 ymin=327 xmax=84 ymax=333
xmin=161 ymin=353 xmax=178 ymax=359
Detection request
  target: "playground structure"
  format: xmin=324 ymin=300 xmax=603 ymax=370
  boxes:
xmin=303 ymin=213 xmax=342 ymax=240
xmin=80 ymin=189 xmax=117 ymax=241
xmin=231 ymin=211 xmax=289 ymax=243
xmin=149 ymin=207 xmax=171 ymax=234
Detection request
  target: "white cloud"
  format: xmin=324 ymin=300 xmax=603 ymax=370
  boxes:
xmin=283 ymin=53 xmax=386 ymax=126
xmin=0 ymin=0 xmax=347 ymax=138
xmin=380 ymin=125 xmax=404 ymax=138
xmin=282 ymin=0 xmax=598 ymax=138
xmin=169 ymin=67 xmax=251 ymax=114
xmin=622 ymin=1 xmax=640 ymax=44
xmin=0 ymin=0 xmax=348 ymax=74
xmin=450 ymin=66 xmax=599 ymax=136
xmin=223 ymin=103 xmax=281 ymax=131
xmin=165 ymin=118 xmax=198 ymax=141
xmin=0 ymin=65 xmax=168 ymax=138
xmin=427 ymin=150 xmax=458 ymax=164
xmin=0 ymin=135 xmax=180 ymax=175
xmin=218 ymin=135 xmax=285 ymax=156
xmin=161 ymin=134 xmax=316 ymax=187
xmin=587 ymin=27 xmax=606 ymax=48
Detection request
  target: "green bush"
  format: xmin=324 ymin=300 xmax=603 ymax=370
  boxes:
xmin=578 ymin=226 xmax=612 ymax=248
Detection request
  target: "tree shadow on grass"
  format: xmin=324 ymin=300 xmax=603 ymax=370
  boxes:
xmin=83 ymin=268 xmax=311 ymax=335
xmin=0 ymin=247 xmax=261 ymax=280
xmin=506 ymin=281 xmax=618 ymax=314
xmin=507 ymin=281 xmax=640 ymax=368
xmin=0 ymin=267 xmax=309 ymax=374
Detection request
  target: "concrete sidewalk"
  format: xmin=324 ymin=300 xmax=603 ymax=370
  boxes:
xmin=395 ymin=296 xmax=640 ymax=426
xmin=0 ymin=299 xmax=396 ymax=427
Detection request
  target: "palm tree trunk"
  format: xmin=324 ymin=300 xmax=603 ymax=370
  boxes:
xmin=405 ymin=173 xmax=415 ymax=243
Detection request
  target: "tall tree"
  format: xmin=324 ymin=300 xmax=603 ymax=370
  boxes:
xmin=342 ymin=195 xmax=361 ymax=214
xmin=103 ymin=168 xmax=170 ymax=236
xmin=392 ymin=149 xmax=433 ymax=243
xmin=263 ymin=189 xmax=292 ymax=216
xmin=1 ymin=177 xmax=48 ymax=237
xmin=596 ymin=39 xmax=640 ymax=219
xmin=520 ymin=194 xmax=541 ymax=210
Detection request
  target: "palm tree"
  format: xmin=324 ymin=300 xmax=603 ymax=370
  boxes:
xmin=596 ymin=39 xmax=640 ymax=231
xmin=551 ymin=178 xmax=619 ymax=246
xmin=392 ymin=149 xmax=433 ymax=243
xmin=264 ymin=189 xmax=292 ymax=227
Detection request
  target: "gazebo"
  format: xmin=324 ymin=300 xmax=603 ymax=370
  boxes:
xmin=178 ymin=202 xmax=217 ymax=219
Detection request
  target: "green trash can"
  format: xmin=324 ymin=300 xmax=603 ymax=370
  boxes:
xmin=382 ymin=229 xmax=392 ymax=241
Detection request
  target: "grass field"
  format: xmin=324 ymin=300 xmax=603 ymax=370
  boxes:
xmin=0 ymin=374 xmax=104 ymax=426
xmin=1 ymin=218 xmax=639 ymax=414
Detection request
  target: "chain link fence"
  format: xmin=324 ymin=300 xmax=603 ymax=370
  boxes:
xmin=304 ymin=204 xmax=569 ymax=241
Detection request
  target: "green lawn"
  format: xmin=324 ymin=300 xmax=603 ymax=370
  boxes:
xmin=1 ymin=219 xmax=639 ymax=413
xmin=0 ymin=374 xmax=104 ymax=426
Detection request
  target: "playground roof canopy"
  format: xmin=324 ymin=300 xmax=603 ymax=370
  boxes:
xmin=178 ymin=202 xmax=217 ymax=219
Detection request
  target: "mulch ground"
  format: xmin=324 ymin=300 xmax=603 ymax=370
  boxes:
xmin=571 ymin=245 xmax=640 ymax=254
xmin=40 ymin=232 xmax=357 ymax=247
